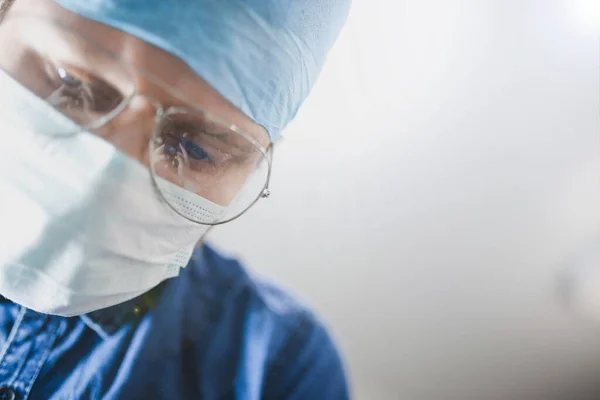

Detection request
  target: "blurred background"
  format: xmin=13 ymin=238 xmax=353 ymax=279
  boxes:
xmin=209 ymin=0 xmax=600 ymax=399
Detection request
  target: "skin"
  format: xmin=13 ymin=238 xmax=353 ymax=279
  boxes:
xmin=1 ymin=0 xmax=271 ymax=206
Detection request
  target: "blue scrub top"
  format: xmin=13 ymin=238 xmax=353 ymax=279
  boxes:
xmin=0 ymin=245 xmax=349 ymax=399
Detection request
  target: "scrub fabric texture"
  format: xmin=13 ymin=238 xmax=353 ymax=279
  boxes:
xmin=0 ymin=245 xmax=349 ymax=399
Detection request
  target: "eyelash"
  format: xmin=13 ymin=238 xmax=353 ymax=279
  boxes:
xmin=161 ymin=133 xmax=214 ymax=164
xmin=41 ymin=62 xmax=249 ymax=170
xmin=155 ymin=119 xmax=236 ymax=173
xmin=43 ymin=61 xmax=124 ymax=114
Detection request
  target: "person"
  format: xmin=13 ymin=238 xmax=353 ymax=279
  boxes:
xmin=0 ymin=0 xmax=351 ymax=398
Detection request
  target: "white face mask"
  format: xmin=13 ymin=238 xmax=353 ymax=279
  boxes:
xmin=0 ymin=69 xmax=225 ymax=317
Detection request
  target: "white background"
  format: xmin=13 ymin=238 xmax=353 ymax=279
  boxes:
xmin=210 ymin=0 xmax=600 ymax=398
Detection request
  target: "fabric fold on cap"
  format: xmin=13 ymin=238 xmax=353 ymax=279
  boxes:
xmin=53 ymin=0 xmax=351 ymax=142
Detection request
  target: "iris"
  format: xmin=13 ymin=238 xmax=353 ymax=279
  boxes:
xmin=180 ymin=136 xmax=209 ymax=160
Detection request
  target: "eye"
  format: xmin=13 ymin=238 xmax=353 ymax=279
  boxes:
xmin=43 ymin=61 xmax=124 ymax=116
xmin=56 ymin=67 xmax=84 ymax=89
xmin=160 ymin=132 xmax=214 ymax=164
xmin=158 ymin=119 xmax=221 ymax=164
xmin=180 ymin=136 xmax=210 ymax=160
xmin=155 ymin=114 xmax=257 ymax=175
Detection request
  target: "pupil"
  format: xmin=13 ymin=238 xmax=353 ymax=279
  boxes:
xmin=58 ymin=68 xmax=80 ymax=87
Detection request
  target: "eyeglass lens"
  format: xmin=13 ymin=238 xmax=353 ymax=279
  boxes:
xmin=0 ymin=14 xmax=271 ymax=225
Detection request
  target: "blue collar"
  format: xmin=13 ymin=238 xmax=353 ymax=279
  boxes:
xmin=80 ymin=282 xmax=168 ymax=339
xmin=80 ymin=246 xmax=211 ymax=338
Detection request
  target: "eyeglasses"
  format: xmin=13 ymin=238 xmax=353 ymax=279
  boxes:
xmin=0 ymin=13 xmax=272 ymax=225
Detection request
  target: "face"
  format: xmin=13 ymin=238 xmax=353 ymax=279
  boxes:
xmin=0 ymin=0 xmax=271 ymax=216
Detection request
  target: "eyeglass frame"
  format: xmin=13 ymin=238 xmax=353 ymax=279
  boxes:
xmin=1 ymin=12 xmax=274 ymax=226
xmin=94 ymin=90 xmax=273 ymax=226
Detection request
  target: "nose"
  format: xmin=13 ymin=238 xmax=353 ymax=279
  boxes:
xmin=92 ymin=94 xmax=159 ymax=166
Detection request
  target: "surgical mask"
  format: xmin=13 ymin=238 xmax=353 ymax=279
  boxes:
xmin=0 ymin=68 xmax=225 ymax=317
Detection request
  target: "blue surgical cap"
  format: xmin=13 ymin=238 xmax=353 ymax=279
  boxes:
xmin=52 ymin=0 xmax=351 ymax=142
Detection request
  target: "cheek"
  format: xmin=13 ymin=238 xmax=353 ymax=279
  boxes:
xmin=207 ymin=160 xmax=267 ymax=206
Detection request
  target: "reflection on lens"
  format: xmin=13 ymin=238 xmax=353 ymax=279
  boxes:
xmin=150 ymin=108 xmax=270 ymax=225
xmin=44 ymin=62 xmax=126 ymax=126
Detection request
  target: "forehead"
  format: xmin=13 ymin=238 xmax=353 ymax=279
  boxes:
xmin=6 ymin=0 xmax=270 ymax=147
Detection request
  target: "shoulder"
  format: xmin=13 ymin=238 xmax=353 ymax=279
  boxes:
xmin=187 ymin=244 xmax=350 ymax=400
xmin=193 ymin=244 xmax=319 ymax=323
